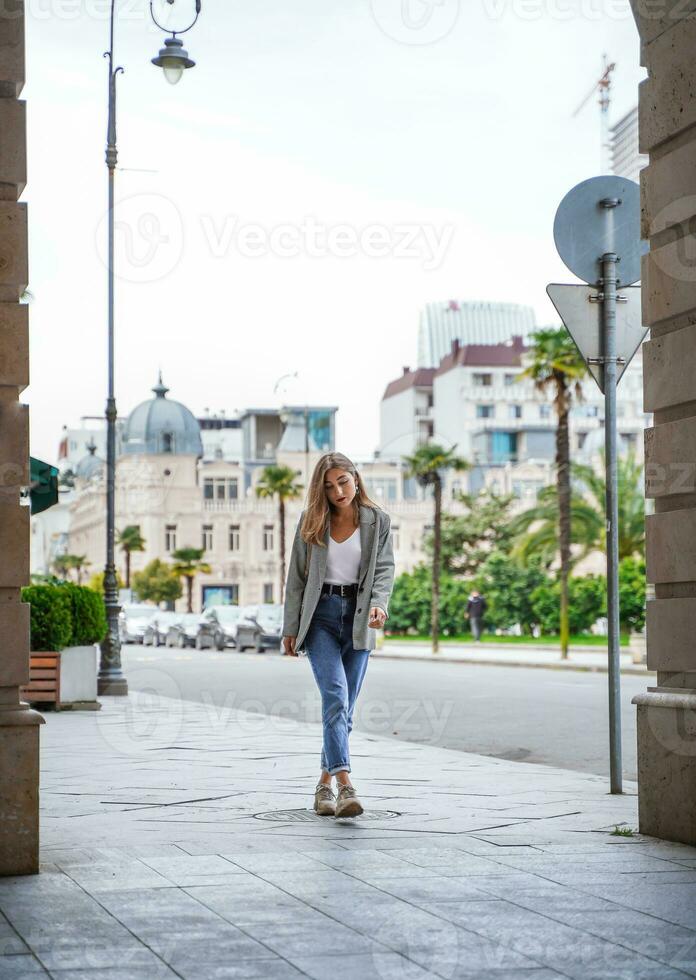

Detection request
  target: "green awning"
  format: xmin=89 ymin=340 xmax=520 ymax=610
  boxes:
xmin=29 ymin=456 xmax=59 ymax=514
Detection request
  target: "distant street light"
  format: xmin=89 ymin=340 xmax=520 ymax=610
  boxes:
xmin=98 ymin=0 xmax=202 ymax=696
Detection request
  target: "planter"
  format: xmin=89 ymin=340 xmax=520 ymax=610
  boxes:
xmin=58 ymin=644 xmax=101 ymax=709
xmin=21 ymin=644 xmax=101 ymax=711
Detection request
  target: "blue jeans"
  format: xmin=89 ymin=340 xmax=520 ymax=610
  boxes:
xmin=305 ymin=592 xmax=370 ymax=775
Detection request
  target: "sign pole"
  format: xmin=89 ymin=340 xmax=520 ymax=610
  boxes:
xmin=600 ymin=209 xmax=623 ymax=794
xmin=549 ymin=176 xmax=646 ymax=795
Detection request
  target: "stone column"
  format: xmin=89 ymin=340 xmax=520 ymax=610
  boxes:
xmin=631 ymin=0 xmax=696 ymax=845
xmin=0 ymin=0 xmax=45 ymax=876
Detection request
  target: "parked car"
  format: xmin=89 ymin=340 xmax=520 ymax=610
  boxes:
xmin=235 ymin=604 xmax=284 ymax=652
xmin=143 ymin=611 xmax=181 ymax=647
xmin=198 ymin=605 xmax=244 ymax=650
xmin=118 ymin=604 xmax=156 ymax=645
xmin=166 ymin=613 xmax=202 ymax=649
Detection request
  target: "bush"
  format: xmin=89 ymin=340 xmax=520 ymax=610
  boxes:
xmin=21 ymin=583 xmax=106 ymax=651
xmin=473 ymin=552 xmax=549 ymax=634
xmin=61 ymin=582 xmax=107 ymax=646
xmin=530 ymin=575 xmax=607 ymax=635
xmin=21 ymin=585 xmax=73 ymax=652
xmin=619 ymin=557 xmax=646 ymax=633
xmin=387 ymin=565 xmax=471 ymax=635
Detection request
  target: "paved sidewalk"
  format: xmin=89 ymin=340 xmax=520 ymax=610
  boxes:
xmin=378 ymin=641 xmax=652 ymax=676
xmin=1 ymin=692 xmax=695 ymax=980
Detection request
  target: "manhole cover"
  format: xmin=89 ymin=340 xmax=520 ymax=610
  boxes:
xmin=254 ymin=808 xmax=401 ymax=822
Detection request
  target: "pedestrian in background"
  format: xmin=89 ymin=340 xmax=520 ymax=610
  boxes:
xmin=282 ymin=452 xmax=395 ymax=818
xmin=466 ymin=589 xmax=487 ymax=641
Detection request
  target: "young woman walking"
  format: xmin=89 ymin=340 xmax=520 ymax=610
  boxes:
xmin=282 ymin=452 xmax=395 ymax=818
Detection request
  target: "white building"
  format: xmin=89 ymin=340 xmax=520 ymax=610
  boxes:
xmin=39 ymin=378 xmax=437 ymax=609
xmin=381 ymin=335 xmax=648 ymax=499
xmin=418 ymin=300 xmax=537 ymax=368
xmin=610 ymin=106 xmax=648 ymax=185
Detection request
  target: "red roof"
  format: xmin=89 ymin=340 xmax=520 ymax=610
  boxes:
xmin=382 ymin=367 xmax=436 ymax=400
xmin=434 ymin=335 xmax=528 ymax=377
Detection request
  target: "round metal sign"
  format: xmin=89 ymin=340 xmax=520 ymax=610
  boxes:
xmin=553 ymin=175 xmax=646 ymax=286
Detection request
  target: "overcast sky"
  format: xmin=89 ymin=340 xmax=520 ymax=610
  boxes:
xmin=22 ymin=0 xmax=644 ymax=463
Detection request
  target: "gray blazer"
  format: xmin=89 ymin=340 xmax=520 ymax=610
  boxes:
xmin=282 ymin=504 xmax=395 ymax=652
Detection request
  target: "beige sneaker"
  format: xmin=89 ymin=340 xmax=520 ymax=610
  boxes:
xmin=335 ymin=784 xmax=364 ymax=818
xmin=314 ymin=782 xmax=336 ymax=816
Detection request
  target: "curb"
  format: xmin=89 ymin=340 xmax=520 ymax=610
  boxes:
xmin=373 ymin=649 xmax=652 ymax=676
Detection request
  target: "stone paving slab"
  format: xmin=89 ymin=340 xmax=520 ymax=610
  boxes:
xmin=0 ymin=692 xmax=695 ymax=980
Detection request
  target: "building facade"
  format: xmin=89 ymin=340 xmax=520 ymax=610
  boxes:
xmin=417 ymin=300 xmax=537 ymax=368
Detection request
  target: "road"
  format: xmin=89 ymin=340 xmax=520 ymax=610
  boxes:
xmin=120 ymin=643 xmax=645 ymax=781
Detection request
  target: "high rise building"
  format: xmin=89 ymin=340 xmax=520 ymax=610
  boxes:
xmin=417 ymin=300 xmax=537 ymax=368
xmin=610 ymin=106 xmax=648 ymax=184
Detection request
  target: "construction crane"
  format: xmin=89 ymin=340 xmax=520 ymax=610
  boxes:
xmin=572 ymin=54 xmax=616 ymax=173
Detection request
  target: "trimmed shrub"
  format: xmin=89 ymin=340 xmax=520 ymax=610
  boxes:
xmin=530 ymin=575 xmax=607 ymax=635
xmin=21 ymin=584 xmax=72 ymax=652
xmin=61 ymin=583 xmax=107 ymax=646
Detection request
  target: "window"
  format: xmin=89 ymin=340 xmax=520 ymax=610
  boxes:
xmin=509 ymin=404 xmax=522 ymax=419
xmin=364 ymin=477 xmax=397 ymax=501
xmin=476 ymin=404 xmax=494 ymax=419
xmin=204 ymin=478 xmax=214 ymax=500
xmin=263 ymin=583 xmax=274 ymax=603
xmin=162 ymin=432 xmax=174 ymax=453
xmin=391 ymin=525 xmax=400 ymax=551
xmin=216 ymin=480 xmax=226 ymax=499
xmin=539 ymin=404 xmax=551 ymax=419
xmin=202 ymin=524 xmax=213 ymax=550
xmin=577 ymin=432 xmax=587 ymax=450
xmin=263 ymin=524 xmax=274 ymax=551
xmin=165 ymin=524 xmax=177 ymax=552
xmin=229 ymin=524 xmax=240 ymax=551
xmin=473 ymin=372 xmax=492 ymax=386
xmin=504 ymin=374 xmax=516 ymax=386
xmin=227 ymin=478 xmax=238 ymax=500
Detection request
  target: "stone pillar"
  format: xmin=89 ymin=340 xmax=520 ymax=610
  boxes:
xmin=631 ymin=0 xmax=696 ymax=845
xmin=0 ymin=0 xmax=45 ymax=876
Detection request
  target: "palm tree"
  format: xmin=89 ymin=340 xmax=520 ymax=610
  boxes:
xmin=403 ymin=443 xmax=469 ymax=653
xmin=255 ymin=465 xmax=303 ymax=603
xmin=511 ymin=451 xmax=646 ymax=572
xmin=518 ymin=327 xmax=586 ymax=659
xmin=116 ymin=525 xmax=146 ymax=588
xmin=52 ymin=553 xmax=91 ymax=584
xmin=571 ymin=452 xmax=646 ymax=559
xmin=171 ymin=547 xmax=212 ymax=613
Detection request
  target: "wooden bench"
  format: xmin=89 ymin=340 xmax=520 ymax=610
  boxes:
xmin=20 ymin=652 xmax=61 ymax=710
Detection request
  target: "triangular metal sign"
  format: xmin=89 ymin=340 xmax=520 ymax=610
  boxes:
xmin=546 ymin=283 xmax=647 ymax=393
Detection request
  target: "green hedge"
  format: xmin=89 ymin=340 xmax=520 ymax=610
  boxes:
xmin=20 ymin=583 xmax=107 ymax=651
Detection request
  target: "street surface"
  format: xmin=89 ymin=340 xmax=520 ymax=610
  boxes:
xmin=121 ymin=643 xmax=645 ymax=781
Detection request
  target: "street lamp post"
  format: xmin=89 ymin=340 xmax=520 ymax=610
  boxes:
xmin=98 ymin=0 xmax=202 ymax=695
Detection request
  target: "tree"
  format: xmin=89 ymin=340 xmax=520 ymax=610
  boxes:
xmin=52 ymin=553 xmax=91 ymax=585
xmin=171 ymin=547 xmax=212 ymax=613
xmin=518 ymin=327 xmax=586 ymax=659
xmin=87 ymin=569 xmax=125 ymax=594
xmin=510 ymin=453 xmax=645 ymax=566
xmin=116 ymin=525 xmax=146 ymax=588
xmin=402 ymin=444 xmax=469 ymax=652
xmin=572 ymin=452 xmax=646 ymax=560
xmin=132 ymin=559 xmax=183 ymax=607
xmin=255 ymin=465 xmax=303 ymax=603
xmin=426 ymin=489 xmax=516 ymax=577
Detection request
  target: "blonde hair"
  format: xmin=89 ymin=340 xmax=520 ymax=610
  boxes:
xmin=301 ymin=452 xmax=381 ymax=546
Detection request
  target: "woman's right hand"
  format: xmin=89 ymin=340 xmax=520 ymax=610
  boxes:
xmin=283 ymin=636 xmax=298 ymax=657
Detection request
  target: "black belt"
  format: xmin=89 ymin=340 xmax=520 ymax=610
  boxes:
xmin=321 ymin=582 xmax=358 ymax=597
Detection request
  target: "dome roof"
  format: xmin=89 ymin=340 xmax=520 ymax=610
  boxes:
xmin=121 ymin=375 xmax=203 ymax=456
xmin=75 ymin=440 xmax=104 ymax=481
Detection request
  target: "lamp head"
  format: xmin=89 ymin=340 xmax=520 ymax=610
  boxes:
xmin=151 ymin=36 xmax=195 ymax=84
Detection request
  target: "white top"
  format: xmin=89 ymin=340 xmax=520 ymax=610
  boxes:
xmin=324 ymin=527 xmax=361 ymax=585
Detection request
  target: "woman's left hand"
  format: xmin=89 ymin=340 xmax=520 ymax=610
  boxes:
xmin=368 ymin=606 xmax=386 ymax=629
